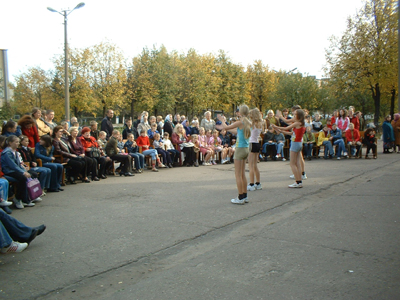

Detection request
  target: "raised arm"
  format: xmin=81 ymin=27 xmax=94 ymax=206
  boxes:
xmin=272 ymin=121 xmax=300 ymax=131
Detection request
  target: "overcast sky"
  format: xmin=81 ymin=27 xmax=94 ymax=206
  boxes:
xmin=1 ymin=0 xmax=364 ymax=83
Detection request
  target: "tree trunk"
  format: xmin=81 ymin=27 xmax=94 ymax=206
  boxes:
xmin=371 ymin=83 xmax=380 ymax=126
xmin=390 ymin=88 xmax=395 ymax=118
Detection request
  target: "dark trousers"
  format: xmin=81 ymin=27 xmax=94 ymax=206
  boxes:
xmin=110 ymin=154 xmax=132 ymax=173
xmin=5 ymin=172 xmax=29 ymax=203
xmin=181 ymin=147 xmax=196 ymax=165
xmin=66 ymin=157 xmax=86 ymax=178
xmin=366 ymin=143 xmax=377 ymax=155
xmin=81 ymin=156 xmax=98 ymax=179
xmin=167 ymin=149 xmax=180 ymax=163
xmin=94 ymin=156 xmax=112 ymax=176
xmin=156 ymin=148 xmax=172 ymax=164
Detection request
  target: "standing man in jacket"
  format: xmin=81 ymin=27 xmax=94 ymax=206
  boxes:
xmin=101 ymin=109 xmax=114 ymax=140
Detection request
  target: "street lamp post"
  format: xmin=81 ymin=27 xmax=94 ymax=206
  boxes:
xmin=47 ymin=2 xmax=85 ymax=122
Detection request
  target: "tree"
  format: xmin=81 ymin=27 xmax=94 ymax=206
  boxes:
xmin=12 ymin=67 xmax=58 ymax=115
xmin=272 ymin=72 xmax=319 ymax=111
xmin=325 ymin=0 xmax=398 ymax=124
xmin=90 ymin=42 xmax=127 ymax=117
xmin=126 ymin=48 xmax=158 ymax=118
xmin=246 ymin=61 xmax=276 ymax=113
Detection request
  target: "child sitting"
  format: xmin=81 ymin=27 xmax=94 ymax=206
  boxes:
xmin=153 ymin=133 xmax=173 ymax=168
xmin=117 ymin=134 xmax=125 ymax=152
xmin=124 ymin=133 xmax=144 ymax=173
xmin=210 ymin=129 xmax=224 ymax=164
xmin=97 ymin=131 xmax=107 ymax=151
xmin=275 ymin=130 xmax=286 ymax=161
xmin=136 ymin=130 xmax=165 ymax=172
xmin=198 ymin=127 xmax=213 ymax=166
xmin=303 ymin=126 xmax=315 ymax=160
xmin=147 ymin=123 xmax=159 ymax=139
xmin=262 ymin=126 xmax=277 ymax=160
xmin=191 ymin=134 xmax=200 ymax=167
xmin=219 ymin=129 xmax=233 ymax=164
xmin=162 ymin=132 xmax=180 ymax=165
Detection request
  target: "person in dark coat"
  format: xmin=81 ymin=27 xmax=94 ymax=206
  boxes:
xmin=100 ymin=109 xmax=114 ymax=140
xmin=163 ymin=114 xmax=174 ymax=137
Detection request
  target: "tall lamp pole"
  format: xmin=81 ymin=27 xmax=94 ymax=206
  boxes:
xmin=47 ymin=2 xmax=85 ymax=122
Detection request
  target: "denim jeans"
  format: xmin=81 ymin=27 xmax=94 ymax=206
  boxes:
xmin=0 ymin=179 xmax=9 ymax=203
xmin=129 ymin=153 xmax=145 ymax=169
xmin=31 ymin=166 xmax=51 ymax=189
xmin=304 ymin=143 xmax=313 ymax=157
xmin=167 ymin=149 xmax=180 ymax=163
xmin=0 ymin=209 xmax=33 ymax=248
xmin=142 ymin=149 xmax=158 ymax=160
xmin=323 ymin=141 xmax=334 ymax=157
xmin=347 ymin=142 xmax=361 ymax=156
xmin=262 ymin=142 xmax=276 ymax=154
xmin=276 ymin=142 xmax=285 ymax=157
xmin=333 ymin=139 xmax=346 ymax=157
xmin=43 ymin=163 xmax=63 ymax=190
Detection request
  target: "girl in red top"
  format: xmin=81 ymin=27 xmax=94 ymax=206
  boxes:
xmin=18 ymin=115 xmax=39 ymax=148
xmin=272 ymin=109 xmax=306 ymax=188
xmin=136 ymin=131 xmax=164 ymax=172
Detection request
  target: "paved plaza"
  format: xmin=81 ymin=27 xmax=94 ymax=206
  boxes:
xmin=1 ymin=145 xmax=399 ymax=300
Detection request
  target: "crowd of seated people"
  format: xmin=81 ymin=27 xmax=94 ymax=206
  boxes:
xmin=0 ymin=105 xmax=390 ymax=214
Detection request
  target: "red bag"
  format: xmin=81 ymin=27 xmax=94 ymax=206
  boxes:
xmin=27 ymin=178 xmax=42 ymax=200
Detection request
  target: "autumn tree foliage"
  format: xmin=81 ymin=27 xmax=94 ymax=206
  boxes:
xmin=325 ymin=0 xmax=398 ymax=124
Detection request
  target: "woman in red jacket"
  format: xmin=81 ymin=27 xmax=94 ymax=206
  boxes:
xmin=345 ymin=123 xmax=361 ymax=158
xmin=80 ymin=127 xmax=112 ymax=179
xmin=18 ymin=115 xmax=39 ymax=148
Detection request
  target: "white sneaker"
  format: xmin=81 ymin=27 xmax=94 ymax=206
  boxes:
xmin=290 ymin=174 xmax=307 ymax=180
xmin=1 ymin=241 xmax=28 ymax=254
xmin=244 ymin=197 xmax=249 ymax=203
xmin=282 ymin=158 xmax=286 ymax=161
xmin=13 ymin=199 xmax=24 ymax=209
xmin=255 ymin=183 xmax=262 ymax=190
xmin=24 ymin=202 xmax=35 ymax=207
xmin=0 ymin=200 xmax=13 ymax=207
xmin=288 ymin=182 xmax=303 ymax=188
xmin=247 ymin=184 xmax=256 ymax=191
xmin=32 ymin=197 xmax=42 ymax=202
xmin=337 ymin=157 xmax=341 ymax=160
xmin=231 ymin=197 xmax=245 ymax=205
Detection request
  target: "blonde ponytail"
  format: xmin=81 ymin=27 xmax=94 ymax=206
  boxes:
xmin=238 ymin=104 xmax=251 ymax=139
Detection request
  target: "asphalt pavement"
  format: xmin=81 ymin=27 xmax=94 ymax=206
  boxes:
xmin=1 ymin=144 xmax=399 ymax=300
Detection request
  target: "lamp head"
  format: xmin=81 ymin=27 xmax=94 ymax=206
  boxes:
xmin=47 ymin=7 xmax=58 ymax=13
xmin=75 ymin=2 xmax=85 ymax=9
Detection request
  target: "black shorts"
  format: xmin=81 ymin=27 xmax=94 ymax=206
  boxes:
xmin=250 ymin=142 xmax=261 ymax=153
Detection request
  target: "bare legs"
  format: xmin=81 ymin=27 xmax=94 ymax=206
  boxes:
xmin=289 ymin=151 xmax=302 ymax=182
xmin=248 ymin=152 xmax=260 ymax=184
xmin=234 ymin=159 xmax=247 ymax=194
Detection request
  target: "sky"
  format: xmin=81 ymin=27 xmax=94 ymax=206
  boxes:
xmin=1 ymin=0 xmax=365 ymax=83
